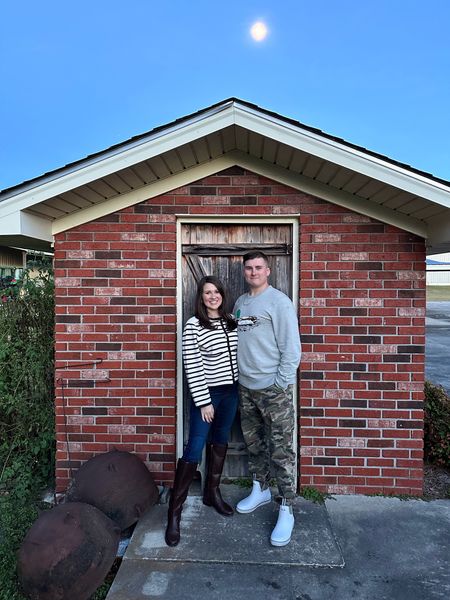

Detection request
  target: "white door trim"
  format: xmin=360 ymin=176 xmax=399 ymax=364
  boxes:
xmin=176 ymin=216 xmax=300 ymax=485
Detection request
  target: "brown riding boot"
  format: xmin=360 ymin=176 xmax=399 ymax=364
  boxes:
xmin=202 ymin=443 xmax=234 ymax=516
xmin=165 ymin=459 xmax=198 ymax=546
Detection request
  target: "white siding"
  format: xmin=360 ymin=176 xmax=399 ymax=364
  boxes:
xmin=427 ymin=253 xmax=450 ymax=284
xmin=427 ymin=269 xmax=450 ymax=285
xmin=429 ymin=252 xmax=450 ymax=262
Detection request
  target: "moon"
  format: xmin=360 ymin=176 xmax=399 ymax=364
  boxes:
xmin=250 ymin=21 xmax=268 ymax=42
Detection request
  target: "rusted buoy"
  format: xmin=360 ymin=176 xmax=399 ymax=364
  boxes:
xmin=66 ymin=449 xmax=159 ymax=530
xmin=18 ymin=502 xmax=120 ymax=600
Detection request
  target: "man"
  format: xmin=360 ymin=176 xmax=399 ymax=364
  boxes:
xmin=234 ymin=250 xmax=301 ymax=546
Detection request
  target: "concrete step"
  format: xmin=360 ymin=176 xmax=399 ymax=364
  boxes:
xmin=106 ymin=485 xmax=344 ymax=600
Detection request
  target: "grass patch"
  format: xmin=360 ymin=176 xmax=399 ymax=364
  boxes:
xmin=367 ymin=492 xmax=421 ymax=501
xmin=230 ymin=477 xmax=253 ymax=488
xmin=426 ymin=286 xmax=450 ymax=301
xmin=231 ymin=480 xmax=333 ymax=504
xmin=299 ymin=486 xmax=333 ymax=504
xmin=89 ymin=559 xmax=122 ymax=600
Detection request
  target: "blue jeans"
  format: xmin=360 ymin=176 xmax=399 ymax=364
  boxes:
xmin=182 ymin=382 xmax=239 ymax=463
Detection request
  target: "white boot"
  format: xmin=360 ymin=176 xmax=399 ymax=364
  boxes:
xmin=236 ymin=479 xmax=271 ymax=514
xmin=270 ymin=500 xmax=294 ymax=546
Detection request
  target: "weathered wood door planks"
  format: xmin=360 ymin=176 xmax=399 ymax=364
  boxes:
xmin=180 ymin=223 xmax=293 ymax=477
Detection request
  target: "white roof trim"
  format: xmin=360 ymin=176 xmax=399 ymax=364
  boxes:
xmin=2 ymin=98 xmax=450 ymax=253
xmin=3 ymin=100 xmax=450 ymax=221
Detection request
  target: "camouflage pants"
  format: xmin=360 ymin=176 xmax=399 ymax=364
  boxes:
xmin=239 ymin=383 xmax=296 ymax=500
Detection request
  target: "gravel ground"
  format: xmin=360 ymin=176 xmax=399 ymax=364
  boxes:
xmin=423 ymin=463 xmax=450 ymax=499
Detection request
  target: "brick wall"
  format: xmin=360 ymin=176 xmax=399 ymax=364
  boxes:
xmin=54 ymin=167 xmax=426 ymax=494
xmin=299 ymin=208 xmax=425 ymax=495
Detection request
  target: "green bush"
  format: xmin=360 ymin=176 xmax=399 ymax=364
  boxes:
xmin=0 ymin=266 xmax=55 ymax=599
xmin=424 ymin=381 xmax=450 ymax=469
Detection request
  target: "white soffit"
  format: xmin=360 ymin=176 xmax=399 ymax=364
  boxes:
xmin=52 ymin=156 xmax=236 ymax=234
xmin=232 ymin=152 xmax=428 ymax=237
xmin=52 ymin=152 xmax=428 ymax=238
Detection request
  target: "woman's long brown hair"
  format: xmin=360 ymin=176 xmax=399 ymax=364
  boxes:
xmin=195 ymin=276 xmax=237 ymax=331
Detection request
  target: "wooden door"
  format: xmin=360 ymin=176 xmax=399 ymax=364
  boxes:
xmin=180 ymin=223 xmax=294 ymax=478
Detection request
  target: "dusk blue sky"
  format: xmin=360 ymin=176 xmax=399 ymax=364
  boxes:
xmin=1 ymin=0 xmax=450 ymax=190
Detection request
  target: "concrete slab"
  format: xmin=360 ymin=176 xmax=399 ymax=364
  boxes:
xmin=125 ymin=486 xmax=343 ymax=568
xmin=321 ymin=496 xmax=450 ymax=600
xmin=106 ymin=495 xmax=450 ymax=600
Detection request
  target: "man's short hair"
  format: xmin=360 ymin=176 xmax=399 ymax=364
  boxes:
xmin=242 ymin=250 xmax=269 ymax=265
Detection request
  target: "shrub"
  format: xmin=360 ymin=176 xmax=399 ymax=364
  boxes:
xmin=424 ymin=381 xmax=450 ymax=469
xmin=0 ymin=266 xmax=55 ymax=599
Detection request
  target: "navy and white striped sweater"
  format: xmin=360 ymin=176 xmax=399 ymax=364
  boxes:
xmin=182 ymin=316 xmax=238 ymax=407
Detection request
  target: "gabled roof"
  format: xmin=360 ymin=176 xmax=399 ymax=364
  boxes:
xmin=1 ymin=98 xmax=450 ymax=253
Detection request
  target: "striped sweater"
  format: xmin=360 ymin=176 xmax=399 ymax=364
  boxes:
xmin=182 ymin=316 xmax=238 ymax=407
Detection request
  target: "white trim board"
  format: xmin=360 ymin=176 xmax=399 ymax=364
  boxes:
xmin=176 ymin=216 xmax=299 ymax=488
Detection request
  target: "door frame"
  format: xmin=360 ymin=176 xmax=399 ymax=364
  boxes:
xmin=175 ymin=216 xmax=300 ymax=482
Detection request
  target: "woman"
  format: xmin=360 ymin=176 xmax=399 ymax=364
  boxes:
xmin=165 ymin=276 xmax=238 ymax=547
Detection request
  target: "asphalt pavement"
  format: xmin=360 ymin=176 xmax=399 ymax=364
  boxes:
xmin=426 ymin=301 xmax=450 ymax=394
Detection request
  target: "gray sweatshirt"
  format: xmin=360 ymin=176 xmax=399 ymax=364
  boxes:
xmin=233 ymin=286 xmax=301 ymax=390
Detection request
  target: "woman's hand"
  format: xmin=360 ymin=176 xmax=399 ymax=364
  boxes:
xmin=201 ymin=404 xmax=214 ymax=423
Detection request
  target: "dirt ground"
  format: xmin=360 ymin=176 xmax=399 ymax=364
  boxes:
xmin=423 ymin=463 xmax=450 ymax=499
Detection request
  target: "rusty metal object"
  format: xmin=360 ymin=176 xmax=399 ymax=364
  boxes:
xmin=66 ymin=450 xmax=159 ymax=530
xmin=18 ymin=502 xmax=120 ymax=600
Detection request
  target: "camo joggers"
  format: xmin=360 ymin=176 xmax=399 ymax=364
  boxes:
xmin=239 ymin=383 xmax=296 ymax=501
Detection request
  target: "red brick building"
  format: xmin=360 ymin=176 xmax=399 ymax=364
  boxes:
xmin=2 ymin=99 xmax=450 ymax=495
